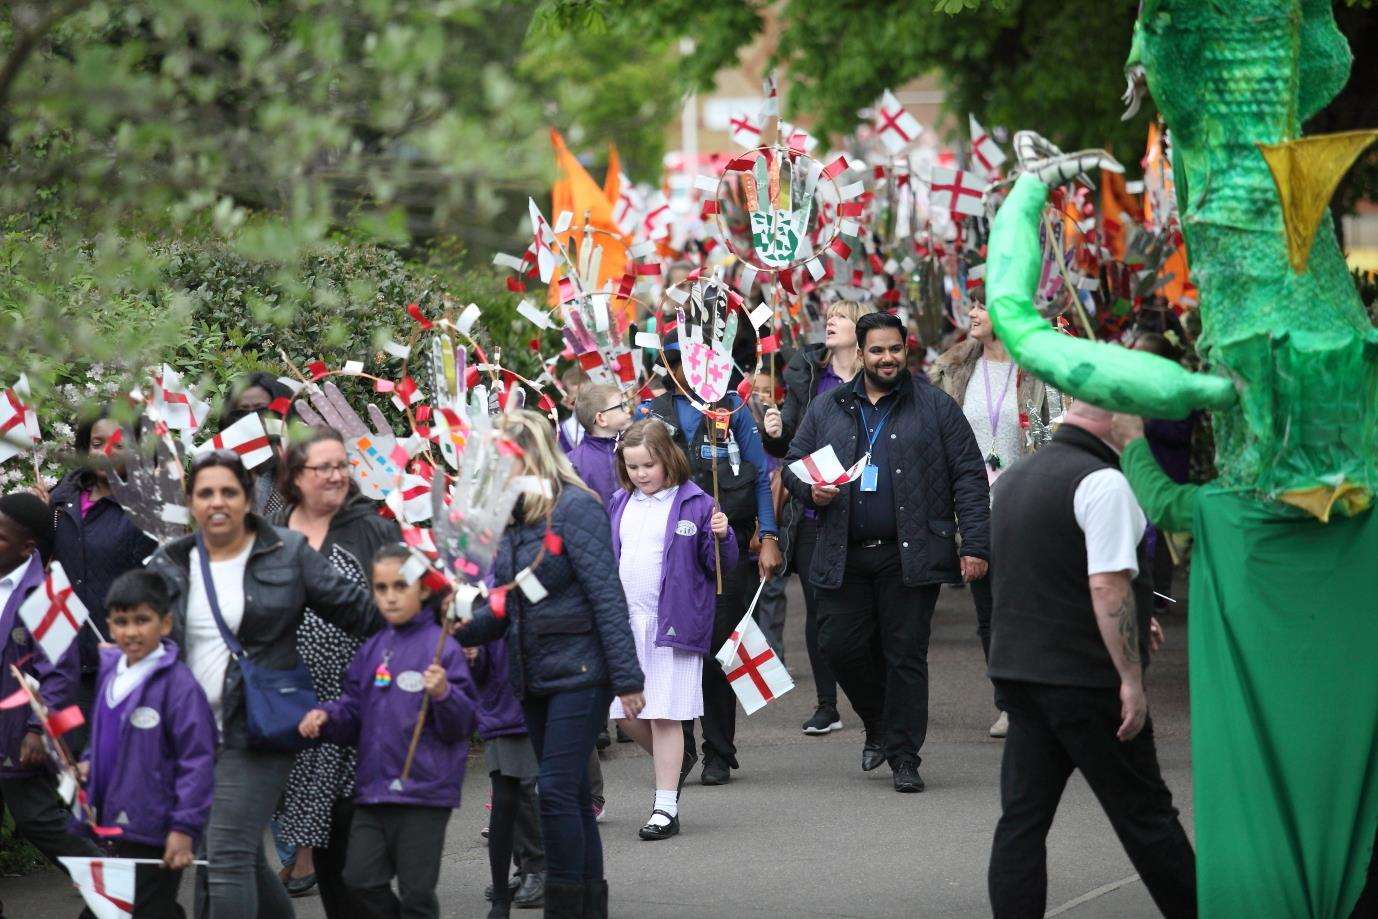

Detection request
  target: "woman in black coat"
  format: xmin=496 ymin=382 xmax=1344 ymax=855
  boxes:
xmin=461 ymin=410 xmax=643 ymax=919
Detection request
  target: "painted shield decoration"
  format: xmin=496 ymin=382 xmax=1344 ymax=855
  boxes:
xmin=683 ymin=341 xmax=732 ymax=403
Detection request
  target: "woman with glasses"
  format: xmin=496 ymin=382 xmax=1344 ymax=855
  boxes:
xmin=269 ymin=427 xmax=399 ymax=910
xmin=145 ymin=450 xmax=377 ymax=919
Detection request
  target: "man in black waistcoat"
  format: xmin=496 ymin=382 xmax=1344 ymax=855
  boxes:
xmin=782 ymin=313 xmax=991 ymax=793
xmin=985 ymin=399 xmax=1195 ymax=919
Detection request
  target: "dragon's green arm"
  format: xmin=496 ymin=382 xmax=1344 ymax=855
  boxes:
xmin=985 ymin=174 xmax=1238 ymax=420
xmin=1120 ymin=438 xmax=1199 ymax=533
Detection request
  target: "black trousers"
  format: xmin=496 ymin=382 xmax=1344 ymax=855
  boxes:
xmin=988 ymin=680 xmax=1196 ymax=919
xmin=79 ymin=840 xmax=185 ymax=919
xmin=0 ymin=773 xmax=100 ymax=867
xmin=970 ymin=560 xmax=993 ymax=662
xmin=315 ymin=797 xmax=356 ymax=919
xmin=794 ymin=518 xmax=837 ymax=708
xmin=685 ymin=551 xmax=759 ymax=766
xmin=816 ymin=544 xmax=941 ymax=767
xmin=343 ymin=804 xmax=451 ymax=919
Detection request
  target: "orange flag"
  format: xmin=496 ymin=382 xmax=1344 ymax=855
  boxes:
xmin=1100 ymin=169 xmax=1143 ymax=262
xmin=604 ymin=142 xmax=621 ymax=206
xmin=1141 ymin=123 xmax=1198 ymax=311
xmin=549 ymin=129 xmax=628 ymax=310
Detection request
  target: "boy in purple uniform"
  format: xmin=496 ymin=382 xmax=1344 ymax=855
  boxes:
xmin=0 ymin=492 xmax=98 ymax=866
xmin=567 ymin=382 xmax=633 ymax=505
xmin=299 ymin=544 xmax=477 ymax=919
xmin=80 ymin=569 xmax=217 ymax=917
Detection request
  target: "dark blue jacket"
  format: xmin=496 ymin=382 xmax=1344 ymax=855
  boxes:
xmin=466 ymin=637 xmax=527 ymax=740
xmin=461 ymin=486 xmax=643 ymax=700
xmin=80 ymin=641 xmax=217 ymax=846
xmin=607 ymin=481 xmax=735 ymax=655
xmin=49 ymin=473 xmax=157 ymax=673
xmin=323 ymin=617 xmax=476 ymax=809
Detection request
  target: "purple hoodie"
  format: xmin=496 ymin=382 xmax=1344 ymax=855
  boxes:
xmin=324 ymin=616 xmax=477 ymax=809
xmin=568 ymin=435 xmax=619 ymax=506
xmin=79 ymin=641 xmax=217 ymax=846
xmin=608 ymin=480 xmax=738 ymax=655
xmin=0 ymin=554 xmax=81 ymax=780
xmin=465 ymin=637 xmax=527 ymax=740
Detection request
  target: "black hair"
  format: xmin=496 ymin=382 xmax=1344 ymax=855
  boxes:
xmin=1135 ymin=331 xmax=1180 ymax=361
xmin=187 ymin=450 xmax=256 ymax=498
xmin=218 ymin=372 xmax=292 ymax=429
xmin=105 ymin=570 xmax=171 ymax=617
xmin=371 ymin=543 xmax=413 ymax=575
xmin=73 ymin=404 xmax=142 ymax=454
xmin=855 ymin=312 xmax=904 ymax=348
xmin=0 ymin=492 xmax=54 ymax=561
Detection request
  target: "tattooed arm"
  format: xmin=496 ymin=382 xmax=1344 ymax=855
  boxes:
xmin=1090 ymin=570 xmax=1146 ymax=741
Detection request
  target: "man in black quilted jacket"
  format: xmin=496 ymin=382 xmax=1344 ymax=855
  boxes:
xmin=782 ymin=312 xmax=991 ymax=793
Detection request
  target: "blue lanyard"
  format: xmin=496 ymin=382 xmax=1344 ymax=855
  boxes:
xmin=858 ymin=402 xmax=894 ymax=454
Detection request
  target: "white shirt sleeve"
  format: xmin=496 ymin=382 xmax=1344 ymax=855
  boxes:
xmin=1072 ymin=468 xmax=1147 ymax=576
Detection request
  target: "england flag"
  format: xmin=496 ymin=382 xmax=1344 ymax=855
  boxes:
xmin=18 ymin=562 xmax=89 ymax=665
xmin=716 ymin=582 xmax=794 ymax=715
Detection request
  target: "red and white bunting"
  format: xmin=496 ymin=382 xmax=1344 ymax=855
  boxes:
xmin=969 ymin=114 xmax=1006 ymax=178
xmin=195 ymin=412 xmax=274 ymax=470
xmin=930 ymin=165 xmax=989 ymax=218
xmin=874 ymin=90 xmax=923 ymax=154
xmin=18 ymin=562 xmax=90 ymax=666
xmin=729 ymin=111 xmax=762 ymax=150
xmin=715 ymin=583 xmax=794 ymax=715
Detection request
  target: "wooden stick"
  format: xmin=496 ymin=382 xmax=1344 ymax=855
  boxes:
xmin=708 ymin=416 xmax=723 ymax=595
xmin=398 ymin=623 xmax=451 ymax=784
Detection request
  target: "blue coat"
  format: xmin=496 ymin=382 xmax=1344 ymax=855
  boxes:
xmin=461 ymin=486 xmax=643 ymax=701
xmin=466 ymin=637 xmax=526 ymax=741
xmin=80 ymin=641 xmax=217 ymax=846
xmin=49 ymin=473 xmax=157 ymax=673
xmin=607 ymin=481 xmax=736 ymax=655
xmin=323 ymin=617 xmax=477 ymax=809
xmin=0 ymin=554 xmax=80 ymax=780
xmin=568 ymin=436 xmax=619 ymax=506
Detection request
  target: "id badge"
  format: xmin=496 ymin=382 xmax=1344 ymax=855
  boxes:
xmin=860 ymin=464 xmax=879 ymax=492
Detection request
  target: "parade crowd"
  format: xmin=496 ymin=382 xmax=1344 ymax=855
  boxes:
xmin=0 ymin=298 xmax=1200 ymax=919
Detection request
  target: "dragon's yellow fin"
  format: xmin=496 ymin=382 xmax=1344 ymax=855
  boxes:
xmin=1258 ymin=130 xmax=1378 ymax=273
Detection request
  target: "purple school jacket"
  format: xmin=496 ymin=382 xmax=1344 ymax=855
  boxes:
xmin=568 ymin=435 xmax=619 ymax=506
xmin=0 ymin=554 xmax=81 ymax=780
xmin=80 ymin=641 xmax=217 ymax=846
xmin=323 ymin=616 xmax=477 ymax=809
xmin=466 ymin=637 xmax=527 ymax=741
xmin=607 ymin=480 xmax=738 ymax=655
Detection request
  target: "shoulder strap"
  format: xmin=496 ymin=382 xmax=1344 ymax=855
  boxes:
xmin=194 ymin=534 xmax=247 ymax=660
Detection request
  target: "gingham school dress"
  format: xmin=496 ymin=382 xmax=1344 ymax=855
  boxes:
xmin=609 ymin=485 xmax=704 ymax=721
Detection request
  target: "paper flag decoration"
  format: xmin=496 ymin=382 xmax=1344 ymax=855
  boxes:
xmin=874 ymin=90 xmax=923 ymax=154
xmin=0 ymin=375 xmax=39 ymax=463
xmin=151 ymin=365 xmax=210 ymax=433
xmin=729 ymin=111 xmax=762 ymax=149
xmin=18 ymin=562 xmax=89 ymax=666
xmin=195 ymin=412 xmax=273 ymax=470
xmin=788 ymin=445 xmax=869 ymax=487
xmin=1258 ymin=130 xmax=1378 ymax=273
xmin=682 ymin=340 xmax=732 ymax=403
xmin=59 ymin=857 xmax=136 ymax=919
xmin=930 ymin=165 xmax=988 ymax=217
xmin=969 ymin=114 xmax=1006 ymax=177
xmin=715 ymin=581 xmax=793 ymax=715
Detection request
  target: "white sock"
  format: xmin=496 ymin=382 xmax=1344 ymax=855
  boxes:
xmin=648 ymin=789 xmax=678 ymax=825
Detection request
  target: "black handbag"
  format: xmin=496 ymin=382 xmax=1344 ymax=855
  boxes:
xmin=195 ymin=534 xmax=317 ymax=752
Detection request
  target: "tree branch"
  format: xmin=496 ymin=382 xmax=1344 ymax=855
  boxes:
xmin=0 ymin=0 xmax=92 ymax=119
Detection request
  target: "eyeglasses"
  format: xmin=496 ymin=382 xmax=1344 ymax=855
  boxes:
xmin=303 ymin=462 xmax=351 ymax=478
xmin=600 ymin=403 xmax=627 ymax=414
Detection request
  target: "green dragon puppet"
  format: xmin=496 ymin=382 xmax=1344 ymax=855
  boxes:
xmin=985 ymin=1 xmax=1378 ymax=915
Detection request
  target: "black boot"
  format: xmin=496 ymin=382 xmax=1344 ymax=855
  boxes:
xmin=583 ymin=879 xmax=609 ymax=919
xmin=488 ymin=899 xmax=511 ymax=919
xmin=543 ymin=881 xmax=584 ymax=919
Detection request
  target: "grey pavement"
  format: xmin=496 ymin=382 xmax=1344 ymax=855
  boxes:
xmin=2 ymin=576 xmax=1193 ymax=918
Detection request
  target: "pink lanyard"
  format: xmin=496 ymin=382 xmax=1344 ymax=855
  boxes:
xmin=982 ymin=358 xmax=1016 ymax=442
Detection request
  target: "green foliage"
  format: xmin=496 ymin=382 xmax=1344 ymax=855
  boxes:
xmin=0 ymin=807 xmax=47 ymax=877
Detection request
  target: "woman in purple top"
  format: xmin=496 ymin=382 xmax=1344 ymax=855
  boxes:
xmin=759 ymin=299 xmax=874 ymax=736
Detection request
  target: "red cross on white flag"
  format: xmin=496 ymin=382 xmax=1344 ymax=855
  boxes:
xmin=729 ymin=112 xmax=761 ymax=150
xmin=151 ymin=366 xmax=210 ymax=433
xmin=642 ymin=193 xmax=672 ymax=240
xmin=968 ymin=115 xmax=1006 ymax=178
xmin=18 ymin=562 xmax=90 ymax=666
xmin=58 ymin=857 xmax=137 ymax=919
xmin=611 ymin=172 xmax=642 ymax=236
xmin=874 ymin=90 xmax=923 ymax=154
xmin=715 ymin=581 xmax=794 ymax=715
xmin=930 ymin=165 xmax=989 ymax=218
xmin=195 ymin=412 xmax=274 ymax=470
xmin=0 ymin=375 xmax=39 ymax=463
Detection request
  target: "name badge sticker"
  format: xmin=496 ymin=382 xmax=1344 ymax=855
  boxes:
xmin=675 ymin=520 xmax=698 ymax=537
xmin=395 ymin=671 xmax=425 ymax=693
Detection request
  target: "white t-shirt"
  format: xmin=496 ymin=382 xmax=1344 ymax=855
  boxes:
xmin=1073 ymin=468 xmax=1147 ymax=576
xmin=185 ymin=543 xmax=252 ymax=727
xmin=108 ymin=643 xmax=167 ymax=706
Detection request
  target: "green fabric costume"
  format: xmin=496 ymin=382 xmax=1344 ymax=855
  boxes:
xmin=984 ymin=2 xmax=1378 ymax=915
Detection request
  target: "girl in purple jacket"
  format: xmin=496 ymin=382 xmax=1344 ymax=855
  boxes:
xmin=607 ymin=420 xmax=735 ymax=841
xmin=299 ymin=545 xmax=477 ymax=919
xmin=80 ymin=570 xmax=217 ymax=917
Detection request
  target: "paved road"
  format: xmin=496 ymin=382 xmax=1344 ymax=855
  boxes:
xmin=3 ymin=577 xmax=1193 ymax=917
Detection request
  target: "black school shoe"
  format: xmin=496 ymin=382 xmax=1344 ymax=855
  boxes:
xmin=639 ymin=810 xmax=681 ymax=841
xmin=893 ymin=761 xmax=925 ymax=793
xmin=802 ymin=704 xmax=842 ymax=735
xmin=700 ymin=753 xmax=731 ymax=786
